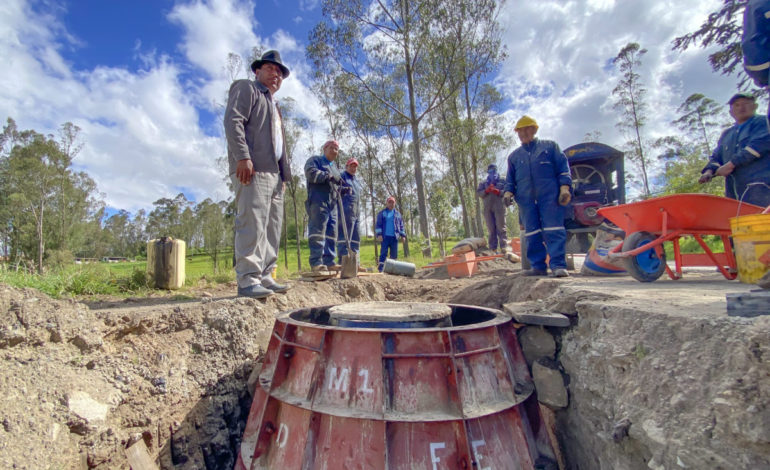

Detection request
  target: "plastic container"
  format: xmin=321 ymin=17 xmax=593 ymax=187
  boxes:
xmin=382 ymin=258 xmax=416 ymax=277
xmin=730 ymin=214 xmax=770 ymax=284
xmin=146 ymin=237 xmax=185 ymax=290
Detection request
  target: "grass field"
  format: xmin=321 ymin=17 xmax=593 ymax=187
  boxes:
xmin=0 ymin=236 xmax=459 ymax=298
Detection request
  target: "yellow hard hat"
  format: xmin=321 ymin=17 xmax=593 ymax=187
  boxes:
xmin=515 ymin=115 xmax=538 ymax=130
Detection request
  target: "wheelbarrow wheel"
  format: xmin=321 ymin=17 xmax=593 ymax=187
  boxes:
xmin=622 ymin=231 xmax=666 ymax=282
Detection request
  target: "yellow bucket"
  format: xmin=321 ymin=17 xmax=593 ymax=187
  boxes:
xmin=730 ymin=214 xmax=770 ymax=284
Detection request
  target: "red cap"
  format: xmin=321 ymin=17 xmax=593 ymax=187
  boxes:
xmin=386 ymin=196 xmax=396 ymax=204
xmin=322 ymin=140 xmax=339 ymax=150
xmin=346 ymin=158 xmax=359 ymax=166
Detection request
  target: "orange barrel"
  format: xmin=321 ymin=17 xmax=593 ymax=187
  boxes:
xmin=235 ymin=302 xmax=557 ymax=469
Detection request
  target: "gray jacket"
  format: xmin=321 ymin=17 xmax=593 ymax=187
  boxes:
xmin=224 ymin=79 xmax=291 ymax=182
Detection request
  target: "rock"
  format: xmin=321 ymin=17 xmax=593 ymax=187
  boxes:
xmin=67 ymin=391 xmax=111 ymax=424
xmin=518 ymin=326 xmax=556 ymax=366
xmin=532 ymin=360 xmax=568 ymax=409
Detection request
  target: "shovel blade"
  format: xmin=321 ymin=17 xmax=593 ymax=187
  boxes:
xmin=340 ymin=255 xmax=358 ymax=279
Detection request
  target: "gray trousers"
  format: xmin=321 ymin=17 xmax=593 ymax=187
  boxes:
xmin=483 ymin=203 xmax=508 ymax=251
xmin=233 ymin=172 xmax=283 ymax=288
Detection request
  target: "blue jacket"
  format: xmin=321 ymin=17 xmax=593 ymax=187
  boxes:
xmin=376 ymin=208 xmax=406 ymax=238
xmin=504 ymin=138 xmax=572 ymax=206
xmin=476 ymin=173 xmax=506 ymax=211
xmin=703 ymin=115 xmax=770 ymax=202
xmin=304 ymin=155 xmax=339 ymax=204
xmin=340 ymin=170 xmax=361 ymax=219
xmin=743 ymin=0 xmax=770 ymax=87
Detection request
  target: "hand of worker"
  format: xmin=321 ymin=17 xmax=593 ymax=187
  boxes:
xmin=492 ymin=188 xmax=501 ymax=196
xmin=485 ymin=185 xmax=494 ymax=194
xmin=329 ymin=173 xmax=342 ymax=185
xmin=558 ymin=185 xmax=572 ymax=206
xmin=340 ymin=185 xmax=352 ymax=195
xmin=698 ymin=170 xmax=713 ymax=184
xmin=376 ymin=235 xmax=383 ymax=242
xmin=715 ymin=161 xmax=735 ymax=177
xmin=400 ymin=236 xmax=406 ymax=242
xmin=236 ymin=159 xmax=254 ymax=185
xmin=503 ymin=191 xmax=514 ymax=206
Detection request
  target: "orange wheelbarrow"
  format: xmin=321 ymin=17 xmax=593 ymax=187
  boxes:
xmin=597 ymin=194 xmax=764 ymax=282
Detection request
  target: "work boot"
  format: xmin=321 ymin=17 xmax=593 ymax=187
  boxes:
xmin=522 ymin=268 xmax=547 ymax=276
xmin=551 ymin=268 xmax=569 ymax=278
xmin=237 ymin=284 xmax=274 ymax=299
xmin=326 ymin=263 xmax=342 ymax=271
xmin=262 ymin=278 xmax=290 ymax=293
xmin=311 ymin=265 xmax=327 ymax=274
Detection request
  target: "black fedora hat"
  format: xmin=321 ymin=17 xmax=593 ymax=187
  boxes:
xmin=250 ymin=50 xmax=290 ymax=78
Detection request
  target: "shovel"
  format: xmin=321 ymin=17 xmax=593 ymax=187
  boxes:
xmin=336 ymin=186 xmax=358 ymax=279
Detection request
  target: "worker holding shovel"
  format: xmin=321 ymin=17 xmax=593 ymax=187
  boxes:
xmin=476 ymin=163 xmax=509 ymax=253
xmin=337 ymin=158 xmax=362 ymax=269
xmin=305 ymin=140 xmax=342 ymax=274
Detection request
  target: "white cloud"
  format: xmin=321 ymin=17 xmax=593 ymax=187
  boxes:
xmin=0 ymin=0 xmax=754 ymax=214
xmin=495 ymin=0 xmax=740 ymax=153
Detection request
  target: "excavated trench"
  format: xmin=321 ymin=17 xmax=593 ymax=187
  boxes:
xmin=1 ymin=269 xmax=767 ymax=469
xmin=158 ymin=273 xmax=770 ymax=470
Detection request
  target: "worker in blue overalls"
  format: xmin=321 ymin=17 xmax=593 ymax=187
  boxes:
xmin=337 ymin=157 xmax=362 ymax=265
xmin=503 ymin=116 xmax=572 ymax=277
xmin=699 ymin=93 xmax=770 ymax=207
xmin=305 ymin=140 xmax=342 ymax=273
xmin=743 ymin=0 xmax=770 ymax=127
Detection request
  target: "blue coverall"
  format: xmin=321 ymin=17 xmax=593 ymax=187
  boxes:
xmin=476 ymin=169 xmax=508 ymax=251
xmin=375 ymin=208 xmax=406 ymax=271
xmin=743 ymin=0 xmax=770 ymax=124
xmin=305 ymin=155 xmax=338 ymax=267
xmin=702 ymin=115 xmax=770 ymax=207
xmin=337 ymin=170 xmax=362 ymax=263
xmin=505 ymin=138 xmax=572 ymax=272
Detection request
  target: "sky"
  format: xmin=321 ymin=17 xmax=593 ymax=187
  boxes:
xmin=0 ymin=0 xmax=749 ymax=216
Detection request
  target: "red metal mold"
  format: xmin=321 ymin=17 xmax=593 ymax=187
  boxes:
xmin=235 ymin=303 xmax=557 ymax=469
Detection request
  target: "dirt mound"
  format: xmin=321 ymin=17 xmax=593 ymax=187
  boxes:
xmin=0 ymin=272 xmax=497 ymax=469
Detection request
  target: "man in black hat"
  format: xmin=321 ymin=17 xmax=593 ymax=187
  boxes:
xmin=224 ymin=50 xmax=292 ymax=298
xmin=699 ymin=93 xmax=770 ymax=207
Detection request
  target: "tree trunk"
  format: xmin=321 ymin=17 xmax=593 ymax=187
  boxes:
xmin=463 ymin=79 xmax=485 ymax=238
xmin=401 ymin=20 xmax=432 ymax=257
xmin=448 ymin=150 xmax=472 ymax=237
xmin=282 ymin=204 xmax=288 ymax=270
xmin=36 ymin=202 xmax=44 ymax=273
xmin=291 ymin=186 xmax=301 ymax=272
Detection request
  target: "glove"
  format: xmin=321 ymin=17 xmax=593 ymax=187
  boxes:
xmin=485 ymin=185 xmax=494 ymax=194
xmin=340 ymin=185 xmax=352 ymax=195
xmin=503 ymin=191 xmax=514 ymax=206
xmin=558 ymin=185 xmax=571 ymax=206
xmin=329 ymin=173 xmax=342 ymax=185
xmin=698 ymin=170 xmax=713 ymax=184
xmin=492 ymin=188 xmax=501 ymax=196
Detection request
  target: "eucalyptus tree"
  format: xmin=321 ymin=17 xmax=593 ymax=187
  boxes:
xmin=612 ymin=42 xmax=653 ymax=198
xmin=672 ymin=1 xmax=754 ymax=88
xmin=279 ymin=97 xmax=312 ymax=271
xmin=672 ymin=93 xmax=729 ymax=155
xmin=308 ymin=0 xmax=482 ymax=256
xmin=195 ymin=198 xmax=228 ymax=272
xmin=4 ymin=131 xmax=70 ymax=272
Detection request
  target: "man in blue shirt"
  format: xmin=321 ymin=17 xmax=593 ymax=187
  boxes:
xmin=503 ymin=116 xmax=572 ymax=277
xmin=337 ymin=158 xmax=362 ymax=265
xmin=743 ymin=0 xmax=770 ymax=126
xmin=305 ymin=140 xmax=343 ymax=273
xmin=699 ymin=93 xmax=770 ymax=207
xmin=375 ymin=196 xmax=406 ymax=272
